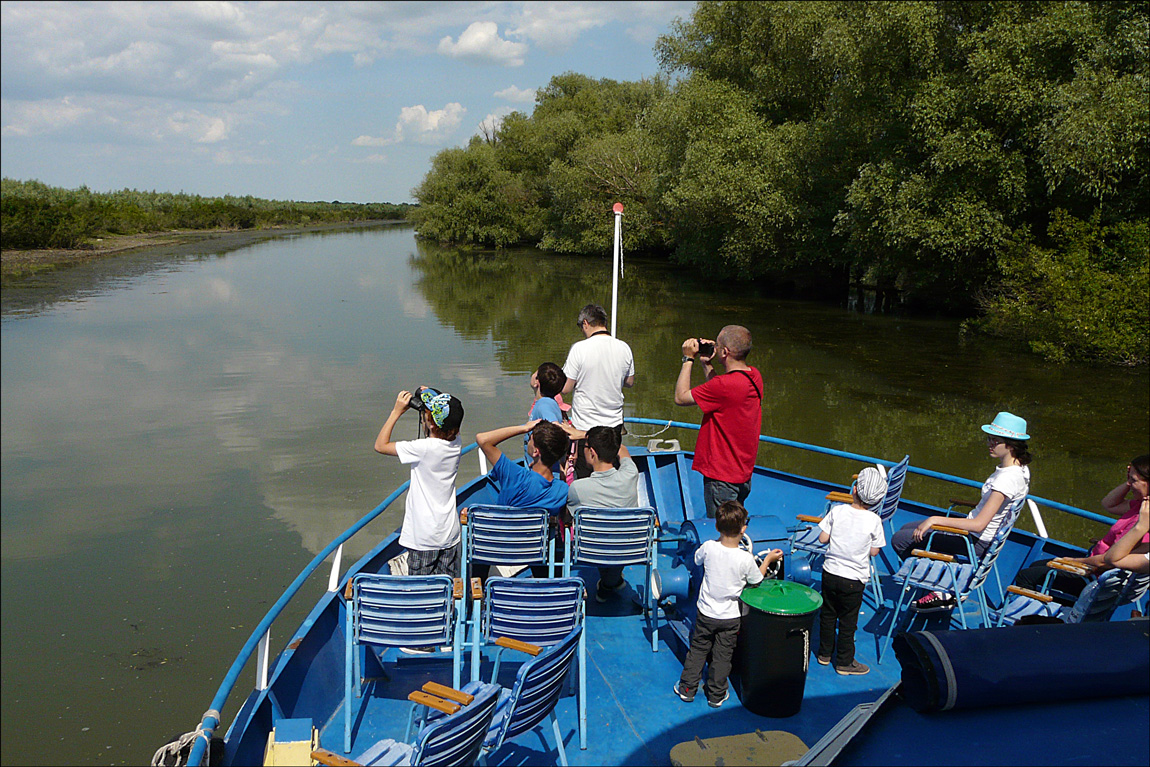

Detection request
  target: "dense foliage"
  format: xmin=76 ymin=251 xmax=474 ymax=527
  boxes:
xmin=410 ymin=1 xmax=1148 ymax=364
xmin=0 ymin=178 xmax=413 ymax=250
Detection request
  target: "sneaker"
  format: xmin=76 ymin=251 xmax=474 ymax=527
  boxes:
xmin=595 ymin=578 xmax=627 ymax=603
xmin=911 ymin=591 xmax=957 ymax=613
xmin=399 ymin=646 xmax=434 ymax=655
xmin=835 ymin=661 xmax=870 ymax=676
xmin=673 ymin=682 xmax=696 ymax=702
xmin=707 ymin=689 xmax=730 ymax=708
xmin=816 ymin=654 xmax=832 ymax=666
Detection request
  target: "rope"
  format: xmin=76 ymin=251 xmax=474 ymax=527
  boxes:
xmin=623 ymin=420 xmax=673 ymax=440
xmin=151 ymin=710 xmax=220 ymax=767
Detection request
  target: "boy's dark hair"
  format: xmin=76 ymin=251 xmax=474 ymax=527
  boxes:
xmin=585 ymin=425 xmax=620 ymax=467
xmin=715 ymin=500 xmax=749 ymax=536
xmin=536 ymin=362 xmax=567 ymax=398
xmin=577 ymin=304 xmax=609 ymax=329
xmin=530 ymin=421 xmax=570 ymax=468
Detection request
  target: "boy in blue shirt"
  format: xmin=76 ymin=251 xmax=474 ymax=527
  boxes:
xmin=524 ymin=362 xmax=568 ymax=465
xmin=473 ymin=418 xmax=571 ymax=581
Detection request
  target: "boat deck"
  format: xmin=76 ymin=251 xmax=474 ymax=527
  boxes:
xmin=330 ymin=562 xmax=903 ymax=766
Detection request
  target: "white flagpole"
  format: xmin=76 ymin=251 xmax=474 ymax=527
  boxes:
xmin=611 ymin=202 xmax=623 ymax=336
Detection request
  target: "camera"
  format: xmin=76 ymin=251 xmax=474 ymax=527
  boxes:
xmin=697 ymin=339 xmax=715 ymax=357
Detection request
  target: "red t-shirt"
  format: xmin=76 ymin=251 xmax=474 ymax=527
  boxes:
xmin=691 ymin=367 xmax=764 ymax=483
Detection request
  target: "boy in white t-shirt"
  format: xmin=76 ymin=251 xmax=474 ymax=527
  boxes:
xmin=373 ymin=386 xmax=465 ymax=578
xmin=815 ymin=466 xmax=887 ymax=676
xmin=674 ymin=501 xmax=783 ymax=708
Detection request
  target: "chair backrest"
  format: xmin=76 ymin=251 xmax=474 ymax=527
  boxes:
xmin=482 ymin=577 xmax=584 ymax=647
xmin=966 ymin=495 xmax=1028 ymax=593
xmin=877 ymin=455 xmax=910 ymax=522
xmin=413 ymin=682 xmax=501 ymax=767
xmin=492 ymin=626 xmax=582 ymax=748
xmin=466 ymin=505 xmax=551 ymax=566
xmin=570 ymin=507 xmax=656 ymax=567
xmin=353 ymin=574 xmax=456 ymax=649
xmin=1069 ymin=568 xmax=1150 ymax=623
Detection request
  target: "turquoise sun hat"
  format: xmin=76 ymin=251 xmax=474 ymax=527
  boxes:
xmin=981 ymin=411 xmax=1030 ymax=441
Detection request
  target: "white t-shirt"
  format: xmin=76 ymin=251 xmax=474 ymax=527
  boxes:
xmin=694 ymin=539 xmax=763 ymax=620
xmin=818 ymin=503 xmax=886 ymax=583
xmin=395 ymin=436 xmax=462 ymax=550
xmin=971 ymin=464 xmax=1030 ymax=543
xmin=563 ymin=334 xmax=635 ymax=430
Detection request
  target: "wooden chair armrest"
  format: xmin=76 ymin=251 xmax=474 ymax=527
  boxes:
xmin=344 ymin=580 xmax=354 ymax=601
xmin=460 ymin=508 xmax=468 ymax=525
xmin=1006 ymin=585 xmax=1054 ymax=603
xmin=795 ymin=514 xmax=824 ymax=524
xmin=931 ymin=524 xmax=968 ymax=536
xmin=494 ymin=636 xmax=541 ymax=656
xmin=312 ymin=748 xmax=363 ymax=766
xmin=422 ymin=682 xmax=474 ymax=705
xmin=453 ymin=578 xmax=464 ymax=600
xmin=470 ymin=577 xmax=482 ymax=600
xmin=911 ymin=549 xmax=955 ymax=563
xmin=408 ymin=690 xmax=460 ymax=715
xmin=949 ymin=498 xmax=976 ymax=508
xmin=1048 ymin=561 xmax=1091 ymax=576
xmin=824 ymin=492 xmax=854 ymax=504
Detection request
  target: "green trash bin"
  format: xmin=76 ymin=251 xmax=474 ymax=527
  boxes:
xmin=733 ymin=580 xmax=823 ymax=717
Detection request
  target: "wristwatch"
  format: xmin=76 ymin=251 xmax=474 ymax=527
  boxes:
xmin=681 ymin=355 xmax=694 ymax=363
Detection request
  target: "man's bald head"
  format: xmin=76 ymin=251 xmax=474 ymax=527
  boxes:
xmin=717 ymin=325 xmax=752 ymax=361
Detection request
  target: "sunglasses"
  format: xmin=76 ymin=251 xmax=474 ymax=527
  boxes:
xmin=986 ymin=436 xmax=1004 ymax=446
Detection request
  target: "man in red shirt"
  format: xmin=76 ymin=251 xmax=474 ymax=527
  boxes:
xmin=674 ymin=326 xmax=764 ymax=518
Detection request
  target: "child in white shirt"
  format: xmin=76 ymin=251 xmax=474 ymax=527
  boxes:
xmin=816 ymin=466 xmax=887 ymax=676
xmin=374 ymin=387 xmax=465 ymax=577
xmin=674 ymin=501 xmax=783 ymax=707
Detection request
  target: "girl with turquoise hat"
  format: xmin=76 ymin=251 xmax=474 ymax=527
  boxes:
xmin=889 ymin=412 xmax=1033 ymax=613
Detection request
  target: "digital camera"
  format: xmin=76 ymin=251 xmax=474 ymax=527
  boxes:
xmin=697 ymin=339 xmax=715 ymax=357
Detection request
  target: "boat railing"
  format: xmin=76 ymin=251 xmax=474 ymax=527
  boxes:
xmin=188 ymin=419 xmax=1109 ymax=765
xmin=625 ymin=417 xmax=1113 ymax=528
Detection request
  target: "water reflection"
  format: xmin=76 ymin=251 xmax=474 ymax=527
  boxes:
xmin=1 ymin=226 xmax=1146 ymax=766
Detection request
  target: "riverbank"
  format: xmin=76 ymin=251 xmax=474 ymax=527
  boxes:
xmin=0 ymin=219 xmax=403 ymax=283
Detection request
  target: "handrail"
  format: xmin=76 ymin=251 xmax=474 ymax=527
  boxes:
xmin=623 ymin=417 xmax=1113 ymax=525
xmin=187 ymin=443 xmax=480 ymax=766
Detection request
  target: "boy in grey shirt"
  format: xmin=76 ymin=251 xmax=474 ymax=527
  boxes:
xmin=563 ymin=424 xmax=639 ymax=602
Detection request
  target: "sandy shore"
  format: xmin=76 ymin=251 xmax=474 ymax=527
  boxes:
xmin=1 ymin=219 xmax=404 ymax=282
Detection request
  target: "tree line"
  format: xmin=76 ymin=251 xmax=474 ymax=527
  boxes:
xmin=409 ymin=1 xmax=1148 ymax=365
xmin=0 ymin=178 xmax=414 ymax=251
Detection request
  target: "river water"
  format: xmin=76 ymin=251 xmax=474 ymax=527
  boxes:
xmin=2 ymin=224 xmax=1147 ymax=765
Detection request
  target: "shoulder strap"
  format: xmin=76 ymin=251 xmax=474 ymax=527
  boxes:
xmin=734 ymin=369 xmax=762 ymax=400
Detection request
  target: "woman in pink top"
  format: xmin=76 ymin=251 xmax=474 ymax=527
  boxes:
xmin=1013 ymin=454 xmax=1150 ymax=602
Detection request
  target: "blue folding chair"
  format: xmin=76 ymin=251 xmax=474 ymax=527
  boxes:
xmin=316 ymin=681 xmax=500 ymax=767
xmin=480 ymin=625 xmax=583 ymax=767
xmin=789 ymin=456 xmax=910 ymax=607
xmin=563 ymin=506 xmax=659 ymax=651
xmin=995 ymin=564 xmax=1150 ymax=626
xmin=878 ymin=495 xmax=1026 ymax=663
xmin=344 ymin=574 xmax=466 ymax=752
xmin=460 ymin=504 xmax=558 ymax=582
xmin=467 ymin=577 xmax=586 ymax=750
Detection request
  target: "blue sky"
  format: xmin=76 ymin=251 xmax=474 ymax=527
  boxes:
xmin=1 ymin=1 xmax=694 ymax=204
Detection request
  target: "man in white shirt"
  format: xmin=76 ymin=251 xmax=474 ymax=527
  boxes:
xmin=563 ymin=304 xmax=635 ymax=478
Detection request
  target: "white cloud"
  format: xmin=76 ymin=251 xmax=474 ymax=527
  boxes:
xmin=351 ymin=134 xmax=396 ymax=147
xmin=397 ymin=103 xmax=465 ymax=144
xmin=493 ymin=85 xmax=537 ymax=103
xmin=476 ymin=107 xmax=515 ymax=137
xmin=437 ymin=22 xmax=527 ymax=66
xmin=168 ymin=110 xmax=230 ymax=143
xmin=508 ymin=3 xmax=606 ymax=52
xmin=1 ymin=98 xmax=91 ymax=137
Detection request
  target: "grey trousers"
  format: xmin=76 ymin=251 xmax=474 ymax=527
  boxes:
xmin=679 ymin=611 xmax=741 ymax=702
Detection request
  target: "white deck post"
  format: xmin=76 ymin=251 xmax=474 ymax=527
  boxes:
xmin=256 ymin=629 xmax=270 ymax=691
xmin=327 ymin=543 xmax=344 ymax=592
xmin=611 ymin=203 xmax=623 ymax=336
